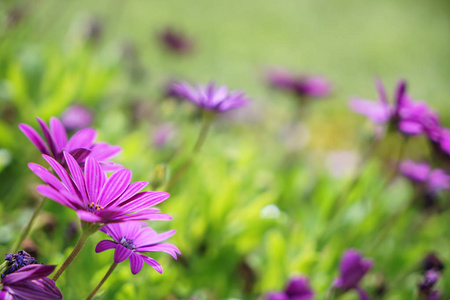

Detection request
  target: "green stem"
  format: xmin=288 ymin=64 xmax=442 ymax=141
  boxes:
xmin=52 ymin=221 xmax=100 ymax=282
xmin=10 ymin=196 xmax=46 ymax=253
xmin=86 ymin=262 xmax=118 ymax=300
xmin=165 ymin=112 xmax=214 ymax=191
xmin=326 ymin=135 xmax=379 ymax=220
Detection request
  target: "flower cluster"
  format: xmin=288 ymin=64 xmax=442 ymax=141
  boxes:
xmin=350 ymin=80 xmax=450 ymax=158
xmin=11 ymin=116 xmax=181 ymax=298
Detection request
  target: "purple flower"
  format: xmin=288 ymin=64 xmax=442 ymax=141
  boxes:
xmin=169 ymin=81 xmax=250 ymax=112
xmin=422 ymin=253 xmax=444 ymax=272
xmin=267 ymin=68 xmax=332 ymax=99
xmin=350 ymin=79 xmax=439 ymax=137
xmin=265 ymin=276 xmax=314 ymax=300
xmin=1 ymin=251 xmax=37 ymax=279
xmin=158 ymin=27 xmax=193 ymax=54
xmin=333 ymin=249 xmax=372 ymax=300
xmin=419 ymin=270 xmax=441 ymax=299
xmin=19 ymin=117 xmax=120 ymax=170
xmin=0 ymin=264 xmax=62 ymax=300
xmin=400 ymin=160 xmax=450 ymax=193
xmin=29 ymin=151 xmax=172 ymax=225
xmin=95 ymin=222 xmax=180 ymax=274
xmin=60 ymin=105 xmax=94 ymax=131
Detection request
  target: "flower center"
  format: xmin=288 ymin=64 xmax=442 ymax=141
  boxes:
xmin=119 ymin=237 xmax=136 ymax=250
xmin=87 ymin=202 xmax=103 ymax=213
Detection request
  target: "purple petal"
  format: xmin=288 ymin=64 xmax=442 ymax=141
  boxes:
xmin=136 ymin=229 xmax=176 ymax=247
xmin=42 ymin=154 xmax=79 ymax=196
xmin=114 ymin=244 xmax=132 ymax=263
xmin=36 ymin=185 xmax=78 ymax=210
xmin=89 ymin=142 xmax=122 ymax=162
xmin=356 ymin=287 xmax=370 ymax=300
xmin=63 ymin=152 xmax=89 ymax=205
xmin=349 ymin=99 xmax=390 ymax=124
xmin=76 ymin=210 xmax=102 ymax=223
xmin=97 ymin=169 xmax=132 ymax=207
xmin=129 ymin=253 xmax=144 ymax=275
xmin=118 ymin=191 xmax=170 ymax=212
xmin=36 ymin=117 xmax=58 ymax=157
xmin=28 ymin=163 xmax=65 ymax=190
xmin=65 ymin=128 xmax=97 ymax=152
xmin=141 ymin=255 xmax=163 ymax=273
xmin=374 ymin=78 xmax=388 ymax=105
xmin=85 ymin=156 xmax=106 ymax=204
xmin=18 ymin=123 xmax=49 ymax=155
xmin=137 ymin=243 xmax=180 ymax=259
xmin=2 ymin=265 xmax=56 ymax=284
xmin=5 ymin=278 xmax=62 ymax=300
xmin=112 ymin=210 xmax=172 ymax=222
xmin=108 ymin=181 xmax=148 ymax=207
xmin=49 ymin=117 xmax=68 ymax=152
xmin=68 ymin=148 xmax=91 ymax=163
xmin=95 ymin=240 xmax=118 ymax=253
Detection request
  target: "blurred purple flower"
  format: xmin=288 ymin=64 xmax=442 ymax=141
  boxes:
xmin=29 ymin=152 xmax=172 ymax=225
xmin=96 ymin=222 xmax=180 ymax=274
xmin=60 ymin=105 xmax=94 ymax=131
xmin=153 ymin=124 xmax=177 ymax=149
xmin=0 ymin=263 xmax=62 ymax=300
xmin=266 ymin=68 xmax=332 ymax=99
xmin=158 ymin=27 xmax=193 ymax=54
xmin=333 ymin=249 xmax=372 ymax=300
xmin=400 ymin=160 xmax=450 ymax=193
xmin=418 ymin=270 xmax=441 ymax=299
xmin=170 ymin=81 xmax=250 ymax=112
xmin=265 ymin=276 xmax=314 ymax=300
xmin=19 ymin=117 xmax=120 ymax=170
xmin=422 ymin=253 xmax=444 ymax=272
xmin=350 ymin=79 xmax=440 ymax=137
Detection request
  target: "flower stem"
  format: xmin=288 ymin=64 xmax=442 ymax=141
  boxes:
xmin=86 ymin=262 xmax=118 ymax=300
xmin=165 ymin=111 xmax=215 ymax=191
xmin=326 ymin=134 xmax=379 ymax=220
xmin=52 ymin=221 xmax=100 ymax=282
xmin=10 ymin=196 xmax=46 ymax=253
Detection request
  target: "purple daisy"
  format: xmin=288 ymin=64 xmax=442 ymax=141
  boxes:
xmin=266 ymin=68 xmax=332 ymax=99
xmin=350 ymin=79 xmax=439 ymax=137
xmin=169 ymin=81 xmax=250 ymax=112
xmin=60 ymin=105 xmax=94 ymax=131
xmin=158 ymin=27 xmax=194 ymax=54
xmin=400 ymin=160 xmax=450 ymax=193
xmin=29 ymin=151 xmax=171 ymax=225
xmin=95 ymin=222 xmax=180 ymax=274
xmin=19 ymin=117 xmax=120 ymax=170
xmin=265 ymin=276 xmax=314 ymax=300
xmin=0 ymin=263 xmax=62 ymax=300
xmin=333 ymin=249 xmax=372 ymax=300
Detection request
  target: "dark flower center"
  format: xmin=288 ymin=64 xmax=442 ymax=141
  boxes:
xmin=1 ymin=250 xmax=37 ymax=279
xmin=120 ymin=237 xmax=136 ymax=250
xmin=87 ymin=202 xmax=103 ymax=213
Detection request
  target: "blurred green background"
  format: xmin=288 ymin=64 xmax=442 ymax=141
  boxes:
xmin=0 ymin=0 xmax=449 ymax=299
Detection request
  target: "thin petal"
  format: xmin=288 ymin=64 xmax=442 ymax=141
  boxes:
xmin=19 ymin=123 xmax=49 ymax=155
xmin=108 ymin=181 xmax=148 ymax=207
xmin=95 ymin=240 xmax=118 ymax=253
xmin=85 ymin=156 xmax=106 ymax=204
xmin=114 ymin=244 xmax=132 ymax=263
xmin=28 ymin=163 xmax=65 ymax=190
xmin=89 ymin=142 xmax=122 ymax=161
xmin=68 ymin=148 xmax=91 ymax=163
xmin=135 ymin=229 xmax=176 ymax=247
xmin=141 ymin=256 xmax=163 ymax=273
xmin=65 ymin=128 xmax=97 ymax=152
xmin=98 ymin=169 xmax=132 ymax=207
xmin=42 ymin=154 xmax=79 ymax=196
xmin=63 ymin=152 xmax=89 ymax=205
xmin=2 ymin=265 xmax=56 ymax=284
xmin=129 ymin=253 xmax=144 ymax=275
xmin=49 ymin=117 xmax=67 ymax=152
xmin=36 ymin=117 xmax=58 ymax=157
xmin=76 ymin=210 xmax=102 ymax=223
xmin=118 ymin=191 xmax=170 ymax=212
xmin=36 ymin=185 xmax=78 ymax=210
xmin=137 ymin=243 xmax=180 ymax=259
